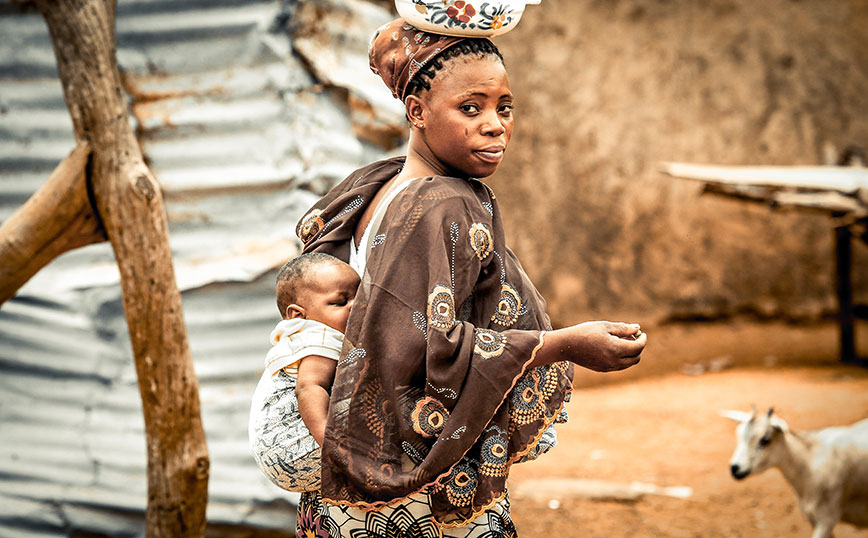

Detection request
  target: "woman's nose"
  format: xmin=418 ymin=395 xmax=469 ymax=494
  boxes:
xmin=480 ymin=112 xmax=505 ymax=136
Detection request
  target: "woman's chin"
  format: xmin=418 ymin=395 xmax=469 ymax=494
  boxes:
xmin=473 ymin=165 xmax=500 ymax=179
xmin=450 ymin=162 xmax=500 ymax=179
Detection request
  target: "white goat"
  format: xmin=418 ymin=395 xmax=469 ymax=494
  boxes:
xmin=721 ymin=407 xmax=868 ymax=538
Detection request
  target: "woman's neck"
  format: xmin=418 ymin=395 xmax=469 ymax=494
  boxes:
xmin=397 ymin=132 xmax=466 ymax=181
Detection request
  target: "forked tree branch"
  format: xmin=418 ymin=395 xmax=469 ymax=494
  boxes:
xmin=0 ymin=141 xmax=106 ymax=305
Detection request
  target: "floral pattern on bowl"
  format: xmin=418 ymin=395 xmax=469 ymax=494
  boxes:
xmin=395 ymin=0 xmax=541 ymax=37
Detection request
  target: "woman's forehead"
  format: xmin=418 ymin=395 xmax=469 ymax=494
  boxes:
xmin=428 ymin=56 xmax=511 ymax=98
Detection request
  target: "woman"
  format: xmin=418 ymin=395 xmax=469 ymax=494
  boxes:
xmin=294 ymin=18 xmax=647 ymax=537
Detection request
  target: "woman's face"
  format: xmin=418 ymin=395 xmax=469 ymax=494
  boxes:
xmin=417 ymin=55 xmax=514 ymax=179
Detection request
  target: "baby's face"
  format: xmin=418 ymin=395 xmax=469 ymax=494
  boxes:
xmin=300 ymin=262 xmax=360 ymax=333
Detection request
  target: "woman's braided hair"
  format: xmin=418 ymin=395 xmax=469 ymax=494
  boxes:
xmin=405 ymin=39 xmax=504 ymax=98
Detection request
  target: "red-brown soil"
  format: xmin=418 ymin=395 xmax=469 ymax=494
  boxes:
xmin=508 ymin=322 xmax=868 ymax=537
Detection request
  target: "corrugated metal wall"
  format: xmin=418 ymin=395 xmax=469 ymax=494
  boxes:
xmin=0 ymin=0 xmax=399 ymax=535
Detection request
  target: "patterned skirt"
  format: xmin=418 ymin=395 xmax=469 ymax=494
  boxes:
xmin=296 ymin=490 xmax=517 ymax=538
xmin=293 ymin=410 xmax=565 ymax=537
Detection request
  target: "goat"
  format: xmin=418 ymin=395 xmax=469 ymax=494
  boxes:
xmin=721 ymin=407 xmax=868 ymax=538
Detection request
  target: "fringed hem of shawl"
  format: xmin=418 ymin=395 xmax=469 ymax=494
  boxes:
xmin=321 ymin=331 xmax=573 ymax=529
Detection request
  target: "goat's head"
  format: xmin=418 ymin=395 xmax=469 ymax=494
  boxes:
xmin=720 ymin=406 xmax=789 ymax=480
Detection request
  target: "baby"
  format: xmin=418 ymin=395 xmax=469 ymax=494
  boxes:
xmin=249 ymin=252 xmax=360 ymax=492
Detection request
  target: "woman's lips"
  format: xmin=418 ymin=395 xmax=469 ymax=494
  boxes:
xmin=473 ymin=148 xmax=505 ymax=163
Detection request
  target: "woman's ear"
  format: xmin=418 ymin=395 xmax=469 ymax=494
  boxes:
xmin=285 ymin=304 xmax=306 ymax=320
xmin=405 ymin=95 xmax=425 ymax=129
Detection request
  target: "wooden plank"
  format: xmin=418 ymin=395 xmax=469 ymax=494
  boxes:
xmin=771 ymin=191 xmax=867 ymax=216
xmin=661 ymin=162 xmax=868 ymax=193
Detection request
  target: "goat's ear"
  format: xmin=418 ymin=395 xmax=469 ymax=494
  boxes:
xmin=770 ymin=416 xmax=789 ymax=433
xmin=720 ymin=410 xmax=751 ymax=423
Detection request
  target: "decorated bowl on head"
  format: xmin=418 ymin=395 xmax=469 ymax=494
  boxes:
xmin=395 ymin=0 xmax=541 ymax=37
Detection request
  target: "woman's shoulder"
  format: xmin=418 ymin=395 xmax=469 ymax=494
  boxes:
xmin=332 ymin=156 xmax=406 ymax=193
xmin=296 ymin=157 xmax=404 ymax=240
xmin=312 ymin=157 xmax=407 ymax=201
xmin=400 ymin=176 xmax=495 ymax=220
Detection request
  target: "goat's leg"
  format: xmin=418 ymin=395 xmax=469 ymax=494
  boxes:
xmin=803 ymin=487 xmax=842 ymax=538
xmin=809 ymin=521 xmax=835 ymax=538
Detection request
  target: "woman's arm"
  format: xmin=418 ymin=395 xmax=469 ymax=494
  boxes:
xmin=533 ymin=321 xmax=647 ymax=371
xmin=295 ymin=355 xmax=337 ymax=446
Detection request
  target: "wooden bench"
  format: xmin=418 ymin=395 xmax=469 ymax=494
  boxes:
xmin=661 ymin=160 xmax=868 ymax=365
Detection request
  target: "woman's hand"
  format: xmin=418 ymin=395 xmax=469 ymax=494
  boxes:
xmin=535 ymin=321 xmax=647 ymax=372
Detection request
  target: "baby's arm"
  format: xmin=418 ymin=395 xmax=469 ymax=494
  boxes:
xmin=295 ymin=355 xmax=337 ymax=446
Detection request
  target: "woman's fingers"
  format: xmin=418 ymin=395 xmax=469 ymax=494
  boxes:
xmin=552 ymin=321 xmax=646 ymax=372
xmin=618 ymin=331 xmax=647 ymax=359
xmin=606 ymin=321 xmax=641 ymax=338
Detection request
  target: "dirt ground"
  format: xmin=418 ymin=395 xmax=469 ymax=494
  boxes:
xmin=507 ymin=323 xmax=868 ymax=538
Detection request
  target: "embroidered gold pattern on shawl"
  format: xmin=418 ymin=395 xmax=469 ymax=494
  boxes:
xmin=473 ymin=328 xmax=506 ymax=359
xmin=509 ymin=366 xmax=562 ymax=426
xmin=468 ymin=222 xmax=493 ymax=261
xmin=491 ymin=283 xmax=521 ymax=326
xmin=479 ymin=425 xmax=509 ymax=478
xmin=411 ymin=396 xmax=450 ymax=438
xmin=427 ymin=284 xmax=456 ymax=329
xmin=298 ymin=209 xmax=324 ymax=244
xmin=443 ymin=460 xmax=478 ymax=507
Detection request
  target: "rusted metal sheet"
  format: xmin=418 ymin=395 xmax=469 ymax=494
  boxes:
xmin=289 ymin=0 xmax=405 ymax=148
xmin=0 ymin=0 xmax=399 ymax=535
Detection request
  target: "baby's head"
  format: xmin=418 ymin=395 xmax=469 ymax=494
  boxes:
xmin=276 ymin=252 xmax=360 ymax=333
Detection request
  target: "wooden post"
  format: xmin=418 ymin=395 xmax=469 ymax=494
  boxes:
xmin=835 ymin=224 xmax=856 ymax=363
xmin=0 ymin=142 xmax=106 ymax=305
xmin=31 ymin=0 xmax=210 ymax=535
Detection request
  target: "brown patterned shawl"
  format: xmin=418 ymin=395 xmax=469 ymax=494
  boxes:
xmin=297 ymin=157 xmax=574 ymax=526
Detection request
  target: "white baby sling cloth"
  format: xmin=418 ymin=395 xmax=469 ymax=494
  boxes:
xmin=349 ymin=178 xmax=416 ymax=277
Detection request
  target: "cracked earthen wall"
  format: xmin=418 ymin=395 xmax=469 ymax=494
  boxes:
xmin=490 ymin=0 xmax=868 ymax=325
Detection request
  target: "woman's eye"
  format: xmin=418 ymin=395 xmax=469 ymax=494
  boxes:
xmin=499 ymin=104 xmax=514 ymax=114
xmin=459 ymin=104 xmax=478 ymax=114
